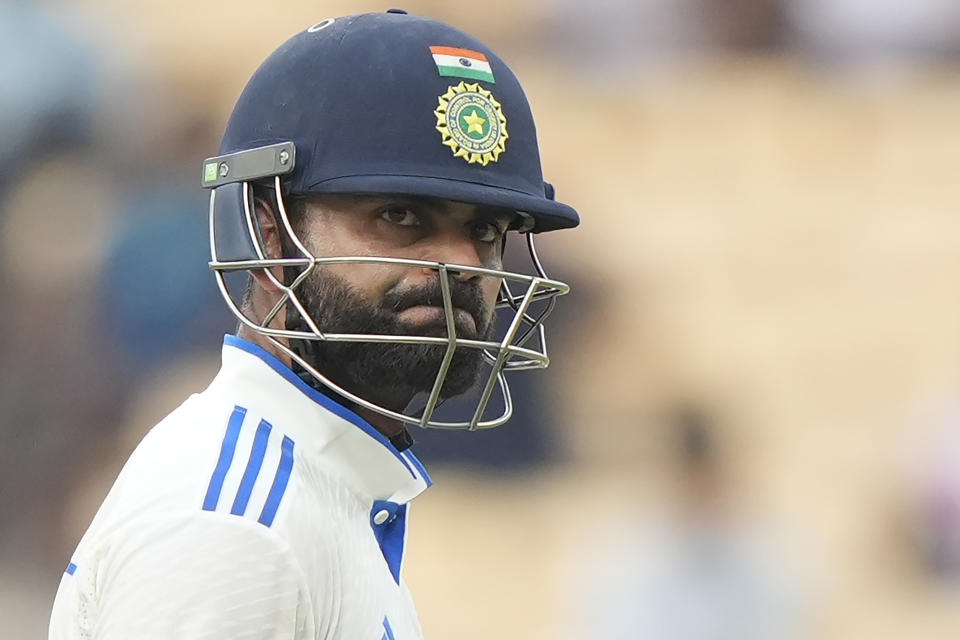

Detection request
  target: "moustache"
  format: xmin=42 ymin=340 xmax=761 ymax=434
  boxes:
xmin=381 ymin=278 xmax=490 ymax=335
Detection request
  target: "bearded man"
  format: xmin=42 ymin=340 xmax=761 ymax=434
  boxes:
xmin=50 ymin=10 xmax=579 ymax=640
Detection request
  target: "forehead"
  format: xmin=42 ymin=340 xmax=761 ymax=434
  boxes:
xmin=301 ymin=193 xmax=516 ymax=222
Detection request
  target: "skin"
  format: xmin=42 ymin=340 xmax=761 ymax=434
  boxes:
xmin=238 ymin=193 xmax=513 ymax=437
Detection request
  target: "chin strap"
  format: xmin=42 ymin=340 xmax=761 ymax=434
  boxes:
xmin=388 ymin=429 xmax=415 ymax=452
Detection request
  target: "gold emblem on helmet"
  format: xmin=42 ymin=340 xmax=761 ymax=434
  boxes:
xmin=434 ymin=82 xmax=508 ymax=166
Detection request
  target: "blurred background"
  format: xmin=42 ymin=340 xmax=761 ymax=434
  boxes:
xmin=2 ymin=0 xmax=960 ymax=638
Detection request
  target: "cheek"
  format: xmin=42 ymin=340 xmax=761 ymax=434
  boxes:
xmin=322 ymin=262 xmax=405 ymax=298
xmin=481 ymin=277 xmax=502 ymax=310
xmin=298 ymin=218 xmax=406 ymax=297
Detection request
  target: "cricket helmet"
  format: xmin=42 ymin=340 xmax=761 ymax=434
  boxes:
xmin=203 ymin=10 xmax=579 ymax=430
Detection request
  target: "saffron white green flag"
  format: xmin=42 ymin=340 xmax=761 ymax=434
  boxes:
xmin=430 ymin=46 xmax=495 ymax=83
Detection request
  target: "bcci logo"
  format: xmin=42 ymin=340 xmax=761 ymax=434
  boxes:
xmin=434 ymin=82 xmax=508 ymax=166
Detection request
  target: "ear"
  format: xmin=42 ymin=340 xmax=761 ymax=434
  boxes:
xmin=250 ymin=196 xmax=286 ymax=292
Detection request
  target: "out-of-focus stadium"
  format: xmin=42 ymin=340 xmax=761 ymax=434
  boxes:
xmin=3 ymin=1 xmax=960 ymax=637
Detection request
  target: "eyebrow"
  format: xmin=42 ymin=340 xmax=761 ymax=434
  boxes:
xmin=354 ymin=194 xmax=516 ymax=225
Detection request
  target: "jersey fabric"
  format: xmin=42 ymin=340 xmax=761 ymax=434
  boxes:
xmin=49 ymin=335 xmax=432 ymax=640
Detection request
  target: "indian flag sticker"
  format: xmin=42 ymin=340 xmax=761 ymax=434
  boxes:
xmin=430 ymin=46 xmax=495 ymax=84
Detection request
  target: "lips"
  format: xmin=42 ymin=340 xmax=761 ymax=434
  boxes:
xmin=395 ymin=305 xmax=478 ymax=335
xmin=382 ymin=280 xmax=489 ymax=338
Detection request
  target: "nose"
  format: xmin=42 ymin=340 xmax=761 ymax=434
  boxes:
xmin=417 ymin=229 xmax=484 ymax=282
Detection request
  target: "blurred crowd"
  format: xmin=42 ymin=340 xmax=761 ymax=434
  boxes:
xmin=2 ymin=0 xmax=960 ymax=638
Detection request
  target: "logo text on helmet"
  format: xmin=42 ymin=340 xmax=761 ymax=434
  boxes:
xmin=434 ymin=82 xmax=508 ymax=166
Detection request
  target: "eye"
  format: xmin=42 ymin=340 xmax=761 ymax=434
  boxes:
xmin=470 ymin=220 xmax=505 ymax=244
xmin=380 ymin=207 xmax=421 ymax=227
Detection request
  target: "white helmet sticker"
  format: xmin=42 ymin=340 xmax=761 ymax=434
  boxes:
xmin=307 ymin=18 xmax=335 ymax=33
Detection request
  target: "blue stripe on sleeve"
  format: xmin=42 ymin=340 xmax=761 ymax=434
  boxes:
xmin=382 ymin=617 xmax=396 ymax=640
xmin=231 ymin=420 xmax=273 ymax=516
xmin=65 ymin=562 xmax=77 ymax=576
xmin=202 ymin=406 xmax=247 ymax=511
xmin=258 ymin=435 xmax=295 ymax=527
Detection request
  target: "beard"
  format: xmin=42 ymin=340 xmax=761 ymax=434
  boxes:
xmin=288 ymin=268 xmax=495 ymax=412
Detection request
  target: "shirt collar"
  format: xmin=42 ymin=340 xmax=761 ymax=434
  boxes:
xmin=206 ymin=335 xmax=432 ymax=505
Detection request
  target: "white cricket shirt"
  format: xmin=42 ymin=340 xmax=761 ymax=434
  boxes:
xmin=50 ymin=335 xmax=432 ymax=640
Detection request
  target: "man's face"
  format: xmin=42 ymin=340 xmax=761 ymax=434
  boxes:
xmin=284 ymin=194 xmax=511 ymax=411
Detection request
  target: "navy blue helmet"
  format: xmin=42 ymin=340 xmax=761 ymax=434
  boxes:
xmin=202 ymin=11 xmax=578 ymax=430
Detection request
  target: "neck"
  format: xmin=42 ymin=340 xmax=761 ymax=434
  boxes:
xmin=237 ymin=324 xmax=292 ymax=367
xmin=354 ymin=406 xmax=408 ymax=439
